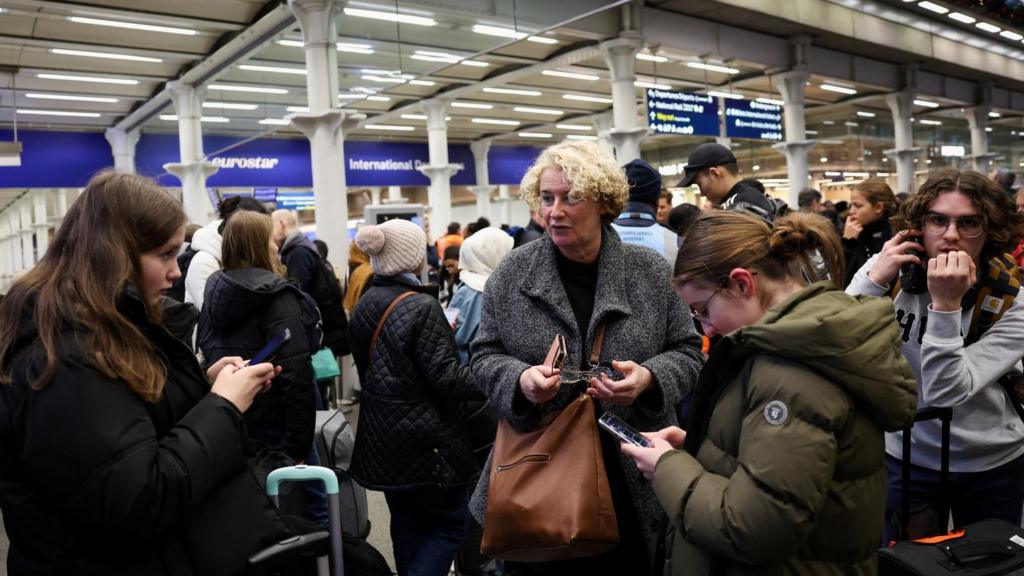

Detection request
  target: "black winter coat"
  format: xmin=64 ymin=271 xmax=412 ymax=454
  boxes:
xmin=349 ymin=275 xmax=484 ymax=490
xmin=0 ymin=289 xmax=250 ymax=575
xmin=198 ymin=267 xmax=319 ymax=463
xmin=280 ymin=234 xmax=351 ymax=358
xmin=842 ymin=216 xmax=892 ymax=288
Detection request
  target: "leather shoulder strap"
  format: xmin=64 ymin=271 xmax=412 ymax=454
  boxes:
xmin=589 ymin=322 xmax=607 ymax=366
xmin=369 ymin=291 xmax=417 ymax=357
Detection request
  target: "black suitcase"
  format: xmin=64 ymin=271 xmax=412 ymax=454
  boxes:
xmin=315 ymin=410 xmax=371 ymax=539
xmin=878 ymin=407 xmax=1024 ymax=575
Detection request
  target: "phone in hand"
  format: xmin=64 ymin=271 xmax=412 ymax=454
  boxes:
xmin=899 ymin=248 xmax=928 ymax=294
xmin=247 ymin=328 xmax=291 ymax=366
xmin=598 ymin=412 xmax=652 ymax=448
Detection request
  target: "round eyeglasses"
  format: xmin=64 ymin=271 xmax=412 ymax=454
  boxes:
xmin=922 ymin=212 xmax=985 ymax=239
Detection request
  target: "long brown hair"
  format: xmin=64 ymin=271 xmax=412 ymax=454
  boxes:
xmin=0 ymin=171 xmax=187 ymax=402
xmin=674 ymin=211 xmax=845 ymax=298
xmin=222 ymin=211 xmax=285 ymax=276
xmin=892 ymin=169 xmax=1024 ymax=258
xmin=853 ymin=178 xmax=896 ymax=215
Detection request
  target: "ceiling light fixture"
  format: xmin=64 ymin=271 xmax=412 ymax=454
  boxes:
xmin=918 ymin=1 xmax=949 ymax=15
xmin=636 ymin=53 xmax=668 ymax=63
xmin=635 ymin=81 xmax=672 ymax=90
xmin=706 ymin=90 xmax=744 ymax=99
xmin=461 ymin=60 xmax=490 ymax=67
xmin=484 ymin=87 xmax=542 ymax=96
xmin=518 ymin=132 xmax=553 ymax=138
xmin=401 ymin=114 xmax=428 ymax=120
xmin=210 ymin=84 xmax=288 ymax=94
xmin=259 ymin=118 xmax=290 ymax=125
xmin=365 ymin=124 xmax=416 ymax=131
xmin=17 ymin=109 xmax=100 ymax=117
xmin=203 ymin=102 xmax=259 ymax=110
xmin=50 ymin=48 xmax=161 ymax=63
xmin=472 ymin=118 xmax=520 ymax=126
xmin=343 ymin=7 xmax=436 ymax=26
xmin=919 ymin=119 xmax=943 ymax=125
xmin=556 ymin=123 xmax=592 ymax=130
xmin=513 ymin=106 xmax=563 ymax=115
xmin=976 ymin=22 xmax=1002 ymax=34
xmin=37 ymin=73 xmax=139 ymax=85
xmin=990 ymin=111 xmax=1001 ymax=118
xmin=947 ymin=12 xmax=976 ymax=24
xmin=562 ymin=94 xmax=612 ymax=103
xmin=24 ymin=93 xmax=117 ymax=103
xmin=913 ymin=99 xmax=939 ymax=107
xmin=361 ymin=75 xmax=405 ymax=83
xmin=543 ymin=70 xmax=600 ymax=81
xmin=286 ymin=106 xmax=310 ymax=113
xmin=366 ymin=95 xmax=390 ymax=101
xmin=686 ymin=61 xmax=740 ymax=74
xmin=820 ymin=83 xmax=857 ymax=95
xmin=566 ymin=134 xmax=598 ymax=141
xmin=856 ymin=111 xmax=876 ymax=118
xmin=240 ymin=64 xmax=307 ymax=75
xmin=451 ymin=102 xmax=493 ymax=109
xmin=67 ymin=16 xmax=197 ymax=36
xmin=159 ymin=114 xmax=229 ymax=122
xmin=338 ymin=93 xmax=368 ymax=100
xmin=1000 ymin=30 xmax=1023 ymax=41
xmin=408 ymin=79 xmax=435 ymax=86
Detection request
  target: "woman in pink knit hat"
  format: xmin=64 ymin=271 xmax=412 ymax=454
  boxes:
xmin=348 ymin=219 xmax=485 ymax=576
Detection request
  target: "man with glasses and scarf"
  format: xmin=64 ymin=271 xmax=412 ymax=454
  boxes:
xmin=846 ymin=169 xmax=1024 ymax=541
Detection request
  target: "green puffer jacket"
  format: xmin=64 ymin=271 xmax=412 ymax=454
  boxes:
xmin=654 ymin=282 xmax=917 ymax=576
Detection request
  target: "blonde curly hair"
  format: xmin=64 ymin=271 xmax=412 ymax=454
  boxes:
xmin=519 ymin=140 xmax=629 ymax=224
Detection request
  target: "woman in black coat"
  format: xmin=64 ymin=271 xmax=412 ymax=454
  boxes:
xmin=0 ymin=172 xmax=279 ymax=575
xmin=842 ymin=177 xmax=896 ymax=287
xmin=349 ymin=219 xmax=484 ymax=576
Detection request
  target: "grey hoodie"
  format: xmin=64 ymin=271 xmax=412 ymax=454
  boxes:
xmin=847 ymin=254 xmax=1024 ymax=472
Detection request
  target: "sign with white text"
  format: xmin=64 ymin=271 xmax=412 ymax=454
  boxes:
xmin=645 ymin=89 xmax=719 ymax=136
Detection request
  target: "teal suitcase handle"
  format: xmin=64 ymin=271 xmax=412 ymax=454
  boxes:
xmin=266 ymin=465 xmax=339 ymax=496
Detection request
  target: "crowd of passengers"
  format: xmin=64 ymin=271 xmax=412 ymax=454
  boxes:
xmin=0 ymin=139 xmax=1023 ymax=576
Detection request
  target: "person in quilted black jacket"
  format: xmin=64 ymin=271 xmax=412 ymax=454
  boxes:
xmin=349 ymin=219 xmax=485 ymax=576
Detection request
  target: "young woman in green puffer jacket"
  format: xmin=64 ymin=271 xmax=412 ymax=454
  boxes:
xmin=622 ymin=211 xmax=918 ymax=576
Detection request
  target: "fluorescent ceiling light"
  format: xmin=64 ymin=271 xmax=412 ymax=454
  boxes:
xmin=484 ymin=87 xmax=542 ymax=96
xmin=25 ymin=92 xmax=117 ymax=103
xmin=947 ymin=12 xmax=976 ymax=24
xmin=203 ymin=102 xmax=259 ymax=110
xmin=67 ymin=16 xmax=197 ymax=36
xmin=210 ymin=84 xmax=288 ymax=94
xmin=240 ymin=64 xmax=307 ymax=75
xmin=461 ymin=60 xmax=489 ymax=67
xmin=686 ymin=62 xmax=740 ymax=74
xmin=1000 ymin=30 xmax=1023 ymax=41
xmin=707 ymin=90 xmax=744 ymax=99
xmin=562 ymin=94 xmax=612 ymax=103
xmin=637 ymin=53 xmax=668 ymax=63
xmin=990 ymin=111 xmax=1001 ymax=118
xmin=286 ymin=106 xmax=310 ymax=113
xmin=913 ymin=99 xmax=939 ymax=107
xmin=918 ymin=1 xmax=949 ymax=15
xmin=527 ymin=36 xmax=558 ymax=44
xmin=518 ymin=132 xmax=553 ymax=138
xmin=919 ymin=119 xmax=943 ymax=125
xmin=543 ymin=70 xmax=600 ymax=81
xmin=513 ymin=106 xmax=563 ymax=115
xmin=366 ymin=124 xmax=416 ymax=131
xmin=343 ymin=7 xmax=436 ymax=26
xmin=259 ymin=118 xmax=290 ymax=125
xmin=412 ymin=53 xmax=458 ymax=63
xmin=17 ymin=109 xmax=100 ymax=118
xmin=362 ymin=75 xmax=405 ymax=83
xmin=986 ymin=127 xmax=993 ymax=132
xmin=451 ymin=102 xmax=493 ymax=109
xmin=159 ymin=115 xmax=230 ymax=122
xmin=37 ymin=73 xmax=138 ymax=85
xmin=472 ymin=24 xmax=527 ymax=39
xmin=278 ymin=39 xmax=304 ymax=48
xmin=820 ymin=83 xmax=857 ymax=95
xmin=566 ymin=134 xmax=598 ymax=141
xmin=756 ymin=97 xmax=785 ymax=106
xmin=401 ymin=114 xmax=427 ymax=120
xmin=556 ymin=123 xmax=592 ymax=131
xmin=856 ymin=111 xmax=876 ymax=117
xmin=976 ymin=22 xmax=1002 ymax=34
xmin=472 ymin=118 xmax=520 ymax=126
xmin=845 ymin=121 xmax=859 ymax=127
xmin=408 ymin=79 xmax=435 ymax=86
xmin=50 ymin=48 xmax=161 ymax=63
xmin=366 ymin=95 xmax=390 ymax=101
xmin=822 ymin=120 xmax=835 ymax=125
xmin=278 ymin=39 xmax=375 ymax=55
xmin=635 ymin=81 xmax=672 ymax=90
xmin=338 ymin=93 xmax=367 ymax=100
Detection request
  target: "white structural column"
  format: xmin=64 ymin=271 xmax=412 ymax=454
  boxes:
xmin=288 ymin=0 xmax=349 ymax=273
xmin=469 ymin=140 xmax=494 ymax=221
xmin=164 ymin=81 xmax=219 ymax=225
xmin=418 ymin=99 xmax=461 ymax=240
xmin=4 ymin=211 xmax=19 ymax=284
xmin=370 ymin=187 xmax=382 ymax=206
xmin=884 ymin=91 xmax=923 ymax=195
xmin=104 ymin=128 xmax=141 ymax=174
xmin=51 ymin=189 xmax=70 ymax=230
xmin=964 ymin=104 xmax=995 ymax=175
xmin=0 ymin=214 xmax=12 ymax=291
xmin=600 ymin=35 xmax=647 ymax=162
xmin=32 ymin=190 xmax=49 ymax=257
xmin=772 ymin=70 xmax=815 ymax=205
xmin=19 ymin=200 xmax=33 ymax=272
xmin=716 ymin=97 xmax=731 ymax=147
xmin=591 ymin=111 xmax=615 ymax=158
xmin=386 ymin=186 xmax=404 ymax=204
xmin=496 ymin=184 xmax=512 ymax=225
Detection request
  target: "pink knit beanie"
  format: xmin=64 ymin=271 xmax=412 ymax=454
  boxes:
xmin=354 ymin=219 xmax=426 ymax=276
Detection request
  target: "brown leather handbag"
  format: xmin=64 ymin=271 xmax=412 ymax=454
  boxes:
xmin=480 ymin=325 xmax=619 ymax=562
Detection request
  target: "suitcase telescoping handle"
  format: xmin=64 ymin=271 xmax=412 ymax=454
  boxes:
xmin=900 ymin=407 xmax=953 ymax=541
xmin=266 ymin=465 xmax=345 ymax=576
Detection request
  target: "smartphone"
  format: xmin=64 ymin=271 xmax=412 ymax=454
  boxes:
xmin=443 ymin=308 xmax=460 ymax=328
xmin=598 ymin=412 xmax=652 ymax=448
xmin=247 ymin=328 xmax=291 ymax=366
xmin=898 ymin=248 xmax=928 ymax=294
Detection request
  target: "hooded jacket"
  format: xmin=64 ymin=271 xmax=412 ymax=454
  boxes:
xmin=184 ymin=219 xmax=223 ymax=311
xmin=0 ymin=288 xmax=249 ymax=575
xmin=653 ymin=283 xmax=917 ymax=576
xmin=198 ymin=267 xmax=319 ymax=463
xmin=448 ymin=228 xmax=514 ymax=365
xmin=279 ymin=231 xmax=351 ymax=358
xmin=842 ymin=215 xmax=892 ymax=289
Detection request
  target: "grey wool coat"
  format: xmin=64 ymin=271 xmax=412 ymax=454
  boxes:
xmin=468 ymin=226 xmax=704 ymax=563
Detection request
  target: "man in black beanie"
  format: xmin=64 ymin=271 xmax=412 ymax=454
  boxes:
xmin=611 ymin=159 xmax=679 ymax=265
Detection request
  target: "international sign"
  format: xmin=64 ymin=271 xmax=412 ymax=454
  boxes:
xmin=645 ymin=89 xmax=719 ymax=136
xmin=725 ymin=100 xmax=783 ymax=141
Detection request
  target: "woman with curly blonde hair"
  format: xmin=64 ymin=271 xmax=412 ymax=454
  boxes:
xmin=470 ymin=141 xmax=704 ymax=574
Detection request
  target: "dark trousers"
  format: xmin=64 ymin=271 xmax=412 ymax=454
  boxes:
xmin=384 ymin=486 xmax=470 ymax=576
xmin=884 ymin=451 xmax=1024 ymax=542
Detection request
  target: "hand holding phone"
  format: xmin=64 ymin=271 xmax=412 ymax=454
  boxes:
xmin=246 ymin=328 xmax=291 ymax=366
xmin=867 ymin=229 xmax=924 ymax=287
xmin=598 ymin=412 xmax=652 ymax=448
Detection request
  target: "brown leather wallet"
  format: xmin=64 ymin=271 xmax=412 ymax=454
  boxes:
xmin=543 ymin=334 xmax=567 ymax=370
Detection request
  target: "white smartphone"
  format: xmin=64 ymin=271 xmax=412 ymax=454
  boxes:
xmin=443 ymin=308 xmax=459 ymax=328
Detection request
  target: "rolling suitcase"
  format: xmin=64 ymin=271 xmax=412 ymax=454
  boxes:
xmin=878 ymin=407 xmax=1024 ymax=575
xmin=315 ymin=409 xmax=371 ymax=539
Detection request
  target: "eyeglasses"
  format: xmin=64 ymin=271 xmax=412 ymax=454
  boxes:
xmin=922 ymin=211 xmax=985 ymax=239
xmin=690 ymin=278 xmax=728 ymax=323
xmin=559 ymin=364 xmax=624 ymax=385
